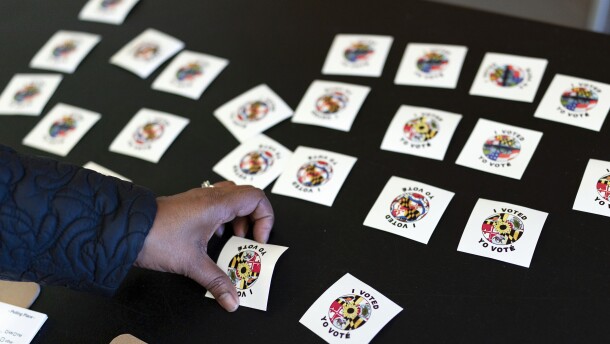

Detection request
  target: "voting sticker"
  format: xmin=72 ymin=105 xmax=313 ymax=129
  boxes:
xmin=79 ymin=0 xmax=140 ymax=25
xmin=321 ymin=34 xmax=393 ymax=77
xmin=205 ymin=236 xmax=288 ymax=311
xmin=300 ymin=273 xmax=402 ymax=344
xmin=30 ymin=30 xmax=101 ymax=74
xmin=271 ymin=146 xmax=357 ymax=207
xmin=394 ymin=43 xmax=468 ymax=89
xmin=573 ymin=159 xmax=610 ymax=218
xmin=457 ymin=198 xmax=548 ymax=268
xmin=0 ymin=74 xmax=62 ymax=116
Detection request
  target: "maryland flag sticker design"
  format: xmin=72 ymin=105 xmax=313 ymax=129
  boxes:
xmin=13 ymin=83 xmax=40 ymax=104
xmin=597 ymin=173 xmax=610 ymax=202
xmin=328 ymin=294 xmax=372 ymax=331
xmin=48 ymin=115 xmax=78 ymax=138
xmin=390 ymin=192 xmax=430 ymax=223
xmin=560 ymin=86 xmax=598 ymax=113
xmin=488 ymin=64 xmax=525 ymax=87
xmin=482 ymin=134 xmax=521 ymax=162
xmin=239 ymin=150 xmax=274 ymax=175
xmin=315 ymin=92 xmax=349 ymax=115
xmin=52 ymin=40 xmax=77 ymax=59
xmin=235 ymin=100 xmax=271 ymax=123
xmin=416 ymin=51 xmax=448 ymax=74
xmin=296 ymin=160 xmax=333 ymax=187
xmin=227 ymin=250 xmax=261 ymax=290
xmin=134 ymin=43 xmax=159 ymax=61
xmin=403 ymin=116 xmax=440 ymax=143
xmin=133 ymin=121 xmax=165 ymax=144
xmin=482 ymin=213 xmax=524 ymax=245
xmin=344 ymin=41 xmax=374 ymax=63
xmin=100 ymin=0 xmax=122 ymax=9
xmin=176 ymin=62 xmax=203 ymax=82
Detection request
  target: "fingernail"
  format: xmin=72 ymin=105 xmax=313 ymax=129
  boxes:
xmin=218 ymin=293 xmax=239 ymax=312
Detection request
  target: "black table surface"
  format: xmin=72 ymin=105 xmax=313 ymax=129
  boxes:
xmin=1 ymin=0 xmax=610 ymax=342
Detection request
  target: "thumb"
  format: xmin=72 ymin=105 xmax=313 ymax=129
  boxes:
xmin=194 ymin=255 xmax=240 ymax=312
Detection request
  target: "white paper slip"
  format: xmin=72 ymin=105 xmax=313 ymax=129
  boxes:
xmin=291 ymin=80 xmax=370 ymax=132
xmin=213 ymin=134 xmax=292 ymax=190
xmin=214 ymin=84 xmax=293 ymax=142
xmin=394 ymin=43 xmax=468 ymax=89
xmin=573 ymin=159 xmax=610 ymax=218
xmin=110 ymin=28 xmax=184 ymax=79
xmin=271 ymin=146 xmax=357 ymax=207
xmin=109 ymin=108 xmax=189 ymax=163
xmin=455 ymin=118 xmax=543 ymax=180
xmin=83 ymin=162 xmax=131 ymax=182
xmin=0 ymin=301 xmax=48 ymax=344
xmin=534 ymin=74 xmax=610 ymax=131
xmin=457 ymin=199 xmax=548 ymax=268
xmin=380 ymin=105 xmax=462 ymax=161
xmin=205 ymin=236 xmax=288 ymax=311
xmin=0 ymin=74 xmax=62 ymax=116
xmin=30 ymin=30 xmax=101 ymax=74
xmin=469 ymin=52 xmax=548 ymax=103
xmin=22 ymin=103 xmax=101 ymax=157
xmin=300 ymin=273 xmax=402 ymax=344
xmin=364 ymin=176 xmax=454 ymax=244
xmin=322 ymin=34 xmax=394 ymax=77
xmin=152 ymin=50 xmax=228 ymax=100
xmin=79 ymin=0 xmax=140 ymax=25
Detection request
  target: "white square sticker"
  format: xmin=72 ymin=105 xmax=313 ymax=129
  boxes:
xmin=30 ymin=30 xmax=101 ymax=74
xmin=457 ymin=198 xmax=548 ymax=268
xmin=110 ymin=28 xmax=184 ymax=79
xmin=394 ymin=43 xmax=468 ymax=89
xmin=455 ymin=118 xmax=543 ymax=180
xmin=0 ymin=74 xmax=63 ymax=116
xmin=22 ymin=103 xmax=101 ymax=157
xmin=380 ymin=105 xmax=462 ymax=161
xmin=83 ymin=161 xmax=131 ymax=182
xmin=79 ymin=0 xmax=140 ymax=25
xmin=573 ymin=159 xmax=610 ymax=218
xmin=322 ymin=34 xmax=393 ymax=77
xmin=469 ymin=52 xmax=548 ymax=103
xmin=299 ymin=273 xmax=402 ymax=344
xmin=109 ymin=108 xmax=189 ymax=163
xmin=534 ymin=74 xmax=610 ymax=131
xmin=213 ymin=134 xmax=292 ymax=190
xmin=291 ymin=80 xmax=370 ymax=132
xmin=271 ymin=146 xmax=357 ymax=207
xmin=152 ymin=50 xmax=228 ymax=100
xmin=363 ymin=176 xmax=454 ymax=244
xmin=214 ymin=84 xmax=293 ymax=142
xmin=204 ymin=236 xmax=288 ymax=311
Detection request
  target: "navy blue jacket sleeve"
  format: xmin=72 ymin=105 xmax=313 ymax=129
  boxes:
xmin=0 ymin=145 xmax=157 ymax=294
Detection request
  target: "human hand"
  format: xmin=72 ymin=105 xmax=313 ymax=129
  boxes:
xmin=134 ymin=182 xmax=274 ymax=312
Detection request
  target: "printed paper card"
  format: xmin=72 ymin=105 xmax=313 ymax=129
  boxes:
xmin=455 ymin=118 xmax=542 ymax=180
xmin=205 ymin=236 xmax=288 ymax=311
xmin=299 ymin=273 xmax=402 ymax=344
xmin=291 ymin=80 xmax=370 ymax=132
xmin=271 ymin=146 xmax=357 ymax=206
xmin=321 ymin=34 xmax=393 ymax=77
xmin=457 ymin=198 xmax=548 ymax=268
xmin=469 ymin=52 xmax=548 ymax=103
xmin=394 ymin=43 xmax=468 ymax=89
xmin=84 ymin=162 xmax=131 ymax=182
xmin=534 ymin=74 xmax=610 ymax=131
xmin=573 ymin=159 xmax=610 ymax=218
xmin=214 ymin=84 xmax=293 ymax=142
xmin=109 ymin=108 xmax=189 ymax=163
xmin=0 ymin=301 xmax=48 ymax=344
xmin=380 ymin=105 xmax=462 ymax=161
xmin=30 ymin=30 xmax=101 ymax=74
xmin=363 ymin=176 xmax=454 ymax=244
xmin=152 ymin=50 xmax=228 ymax=100
xmin=22 ymin=103 xmax=101 ymax=157
xmin=213 ymin=134 xmax=292 ymax=189
xmin=110 ymin=28 xmax=184 ymax=79
xmin=0 ymin=74 xmax=62 ymax=116
xmin=79 ymin=0 xmax=140 ymax=25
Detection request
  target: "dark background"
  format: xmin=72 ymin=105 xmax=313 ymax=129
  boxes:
xmin=1 ymin=0 xmax=609 ymax=342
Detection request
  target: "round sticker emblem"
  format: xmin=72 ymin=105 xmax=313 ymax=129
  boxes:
xmin=227 ymin=250 xmax=261 ymax=290
xmin=403 ymin=116 xmax=439 ymax=142
xmin=101 ymin=0 xmax=122 ymax=9
xmin=235 ymin=101 xmax=271 ymax=123
xmin=560 ymin=86 xmax=598 ymax=112
xmin=13 ymin=84 xmax=40 ymax=103
xmin=328 ymin=294 xmax=372 ymax=331
xmin=482 ymin=135 xmax=521 ymax=162
xmin=133 ymin=121 xmax=164 ymax=144
xmin=344 ymin=42 xmax=374 ymax=63
xmin=49 ymin=115 xmax=77 ymax=138
xmin=134 ymin=43 xmax=159 ymax=61
xmin=482 ymin=213 xmax=524 ymax=245
xmin=315 ymin=92 xmax=349 ymax=115
xmin=488 ymin=64 xmax=525 ymax=87
xmin=52 ymin=40 xmax=77 ymax=58
xmin=296 ymin=160 xmax=333 ymax=187
xmin=239 ymin=150 xmax=275 ymax=175
xmin=416 ymin=51 xmax=448 ymax=74
xmin=389 ymin=192 xmax=430 ymax=223
xmin=597 ymin=173 xmax=610 ymax=202
xmin=176 ymin=62 xmax=203 ymax=81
